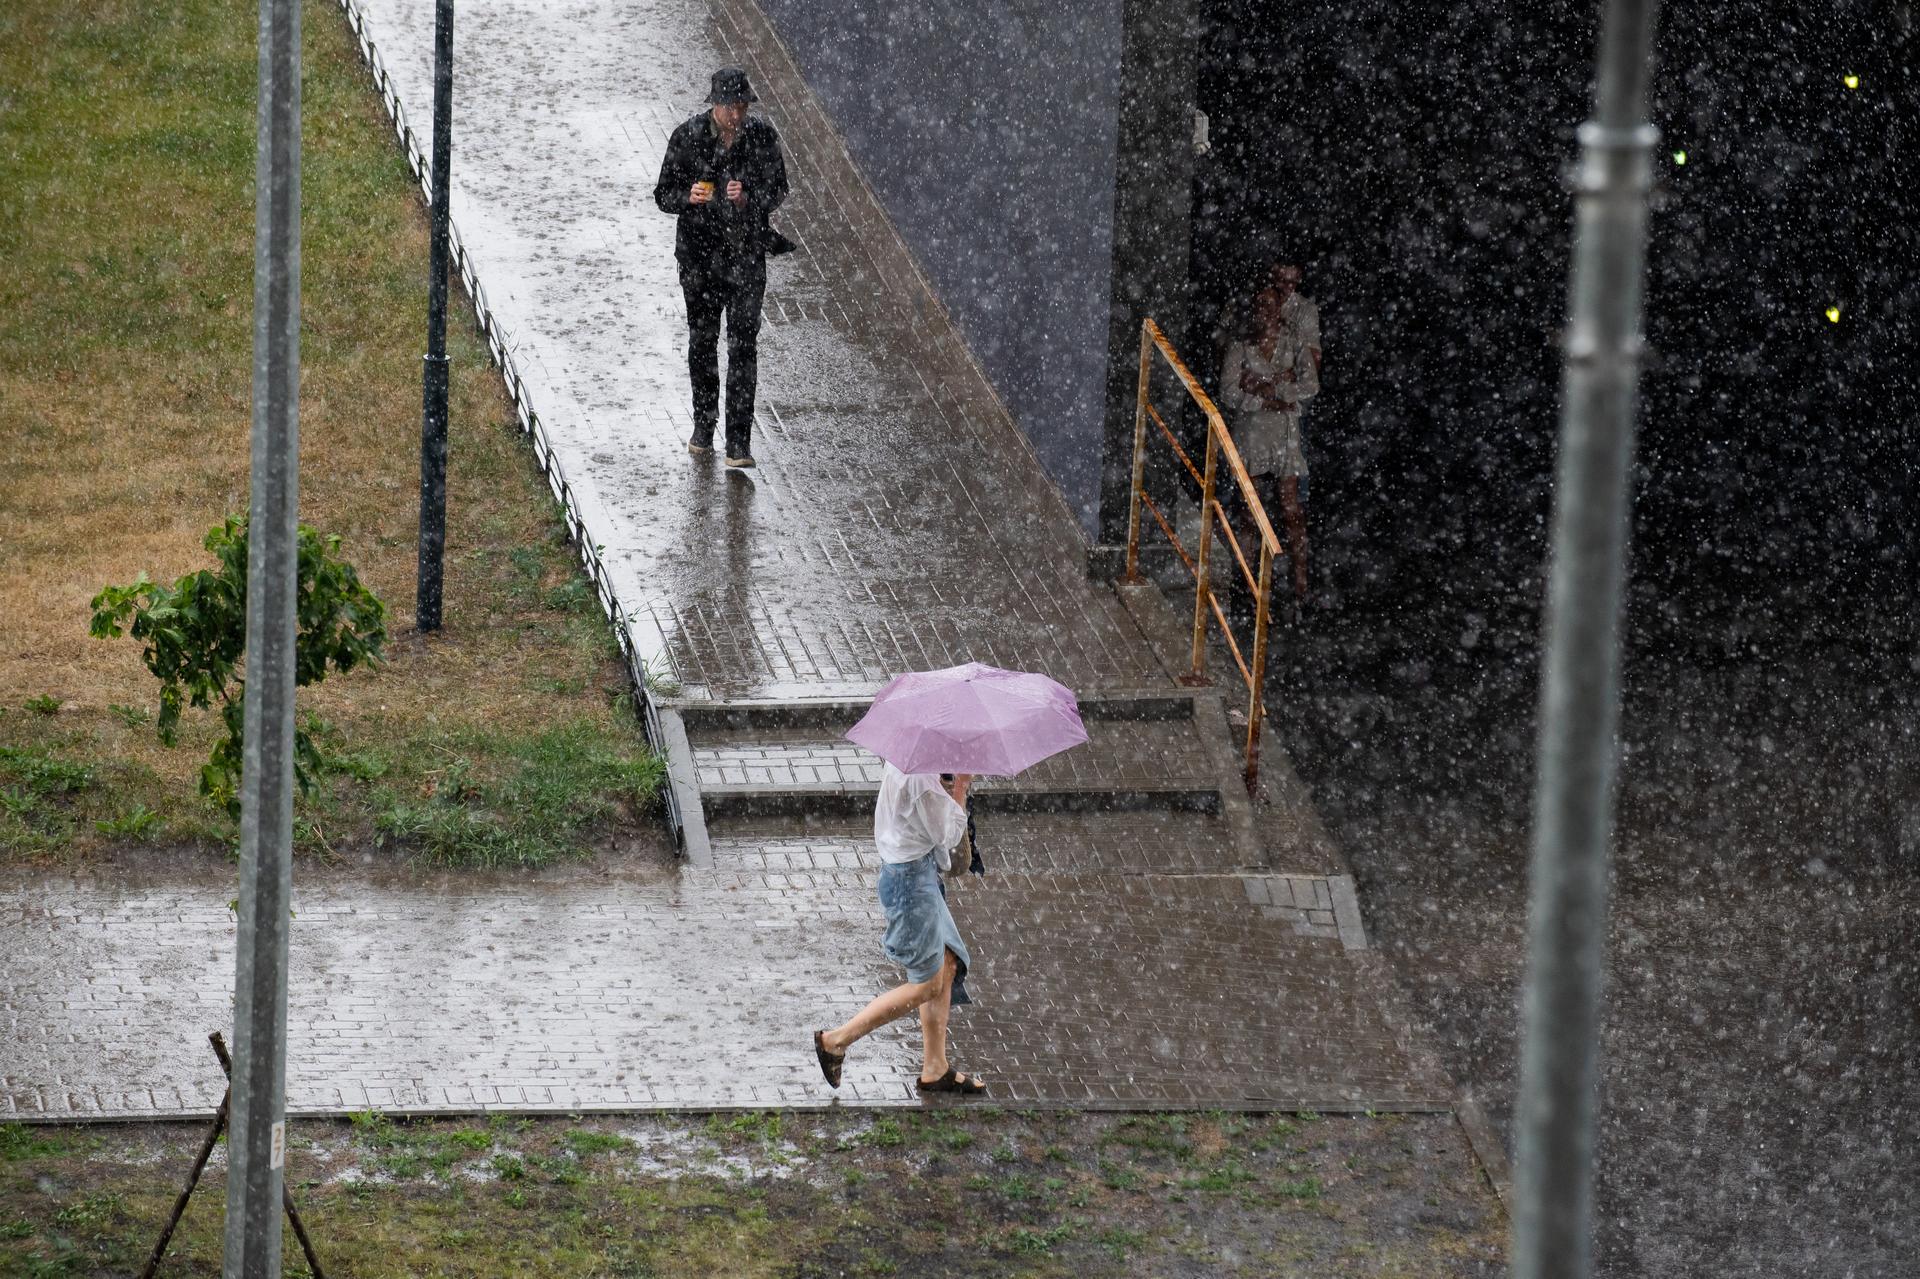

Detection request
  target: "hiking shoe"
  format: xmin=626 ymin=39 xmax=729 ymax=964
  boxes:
xmin=724 ymin=454 xmax=755 ymax=469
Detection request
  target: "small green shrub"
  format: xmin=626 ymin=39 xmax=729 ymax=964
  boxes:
xmin=90 ymin=515 xmax=386 ymax=818
xmin=347 ymin=1110 xmax=399 ymax=1148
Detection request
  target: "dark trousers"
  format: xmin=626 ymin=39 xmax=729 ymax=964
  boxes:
xmin=680 ymin=250 xmax=767 ymax=458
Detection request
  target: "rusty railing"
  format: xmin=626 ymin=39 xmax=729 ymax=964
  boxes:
xmin=1122 ymin=317 xmax=1279 ymax=792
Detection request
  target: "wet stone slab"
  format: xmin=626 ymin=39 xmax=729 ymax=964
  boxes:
xmin=345 ymin=0 xmax=1163 ymax=702
xmin=0 ymin=866 xmax=1443 ymax=1120
xmin=0 ymin=0 xmax=1448 ymax=1128
xmin=707 ymin=808 xmax=1263 ymax=877
xmin=690 ymin=717 xmax=1222 ymax=797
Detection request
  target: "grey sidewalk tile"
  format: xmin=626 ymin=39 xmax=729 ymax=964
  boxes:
xmin=0 ymin=0 xmax=1446 ymax=1127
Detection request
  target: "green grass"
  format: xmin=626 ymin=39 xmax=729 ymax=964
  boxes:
xmin=1103 ymin=1114 xmax=1193 ymax=1158
xmin=1181 ymin=1159 xmax=1259 ymax=1194
xmin=0 ymin=1125 xmax=71 ymax=1163
xmin=563 ymin=1128 xmax=633 ymax=1157
xmin=0 ymin=743 xmax=98 ymax=853
xmin=705 ymin=1111 xmax=787 ymax=1149
xmin=0 ymin=1112 xmax=1504 ymax=1277
xmin=1094 ymin=1225 xmax=1147 ymax=1259
xmin=368 ymin=720 xmax=665 ymax=868
xmin=863 ymin=1117 xmax=905 ymax=1149
xmin=1006 ymin=1223 xmax=1075 ymax=1255
xmin=0 ymin=0 xmax=665 ymax=866
xmin=995 ymin=1174 xmax=1036 ymax=1202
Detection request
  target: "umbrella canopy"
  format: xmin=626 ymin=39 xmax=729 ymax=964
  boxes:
xmin=845 ymin=662 xmax=1088 ymax=777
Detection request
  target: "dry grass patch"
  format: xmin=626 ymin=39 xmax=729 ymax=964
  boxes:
xmin=0 ymin=0 xmax=662 ymax=862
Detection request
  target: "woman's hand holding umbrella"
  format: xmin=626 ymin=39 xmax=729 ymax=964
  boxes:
xmin=847 ymin=662 xmax=1088 ymax=877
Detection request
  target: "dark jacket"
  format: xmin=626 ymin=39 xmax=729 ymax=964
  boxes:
xmin=653 ymin=111 xmax=789 ymax=265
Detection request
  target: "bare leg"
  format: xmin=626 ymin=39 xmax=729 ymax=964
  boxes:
xmin=917 ymin=952 xmax=958 ymax=1081
xmin=1277 ymin=475 xmax=1308 ymax=603
xmin=821 ymin=970 xmax=943 ymax=1057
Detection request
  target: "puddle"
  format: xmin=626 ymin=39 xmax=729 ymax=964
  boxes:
xmin=614 ymin=1121 xmax=812 ymax=1181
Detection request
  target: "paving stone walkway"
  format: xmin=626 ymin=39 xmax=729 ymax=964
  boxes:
xmin=0 ymin=0 xmax=1454 ymax=1122
xmin=351 ymin=0 xmax=1165 ymax=704
xmin=1 ymin=862 xmax=1435 ymax=1119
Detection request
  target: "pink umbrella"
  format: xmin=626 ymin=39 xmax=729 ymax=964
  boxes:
xmin=845 ymin=662 xmax=1088 ymax=776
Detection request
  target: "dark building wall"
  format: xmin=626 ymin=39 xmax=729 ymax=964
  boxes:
xmin=755 ymin=0 xmax=1127 ymax=532
xmin=1193 ymin=0 xmax=1918 ymax=648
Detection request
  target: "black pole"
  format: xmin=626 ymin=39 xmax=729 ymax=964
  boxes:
xmin=416 ymin=0 xmax=453 ymax=632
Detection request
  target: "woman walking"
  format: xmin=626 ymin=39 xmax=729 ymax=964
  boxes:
xmin=813 ymin=764 xmax=987 ymax=1096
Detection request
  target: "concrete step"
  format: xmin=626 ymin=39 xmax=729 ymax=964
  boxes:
xmin=659 ymin=690 xmax=1265 ymax=868
xmin=707 ymin=807 xmax=1264 ymax=876
xmin=686 ymin=711 xmax=1227 ymax=820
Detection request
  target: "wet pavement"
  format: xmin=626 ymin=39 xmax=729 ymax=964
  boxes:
xmin=0 ymin=856 xmax=1440 ymax=1119
xmin=350 ymin=0 xmax=1163 ymax=704
xmin=0 ymin=0 xmax=1453 ymax=1123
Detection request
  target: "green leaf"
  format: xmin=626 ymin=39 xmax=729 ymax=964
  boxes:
xmin=92 ymin=515 xmax=387 ymax=820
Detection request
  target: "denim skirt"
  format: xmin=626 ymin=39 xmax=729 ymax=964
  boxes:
xmin=877 ymin=852 xmax=971 ymax=1003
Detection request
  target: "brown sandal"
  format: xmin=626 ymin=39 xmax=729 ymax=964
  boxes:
xmin=915 ymin=1068 xmax=987 ymax=1096
xmin=813 ymin=1031 xmax=845 ymax=1088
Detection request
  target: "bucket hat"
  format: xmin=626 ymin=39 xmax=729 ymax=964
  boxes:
xmin=706 ymin=67 xmax=757 ymax=105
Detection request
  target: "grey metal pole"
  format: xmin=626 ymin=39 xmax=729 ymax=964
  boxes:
xmin=225 ymin=0 xmax=301 ymax=1272
xmin=416 ymin=0 xmax=454 ymax=631
xmin=1512 ymin=1 xmax=1660 ymax=1276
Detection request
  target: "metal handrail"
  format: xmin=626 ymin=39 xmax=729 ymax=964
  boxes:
xmin=1122 ymin=318 xmax=1280 ymax=792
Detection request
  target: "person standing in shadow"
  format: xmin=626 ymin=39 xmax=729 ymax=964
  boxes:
xmin=1219 ymin=259 xmax=1321 ymax=617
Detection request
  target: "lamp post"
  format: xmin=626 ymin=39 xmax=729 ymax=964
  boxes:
xmin=417 ymin=0 xmax=454 ymax=631
xmin=226 ymin=0 xmax=301 ymax=1271
xmin=1512 ymin=1 xmax=1661 ymax=1276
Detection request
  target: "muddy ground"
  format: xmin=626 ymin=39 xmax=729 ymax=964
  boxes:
xmin=3 ymin=1108 xmax=1502 ymax=1277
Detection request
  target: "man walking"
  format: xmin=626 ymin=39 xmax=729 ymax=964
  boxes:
xmin=654 ymin=68 xmax=789 ymax=467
